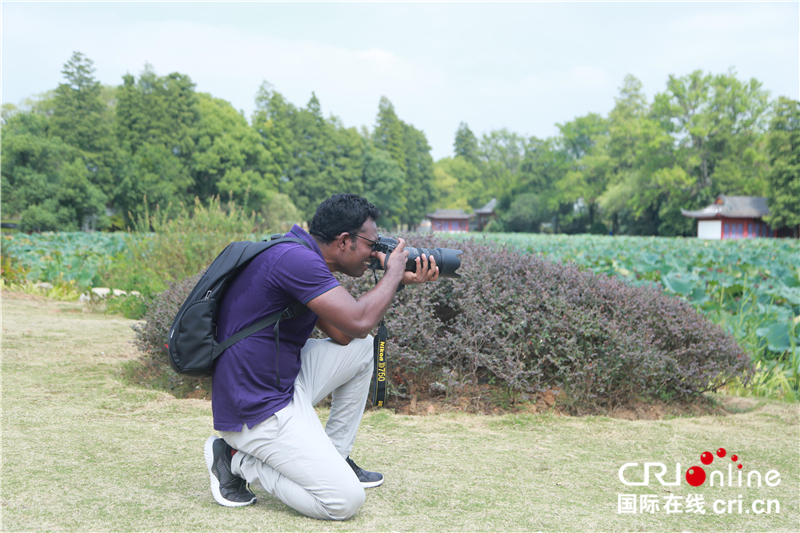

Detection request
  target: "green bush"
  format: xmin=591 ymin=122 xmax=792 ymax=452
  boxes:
xmin=105 ymin=294 xmax=148 ymax=320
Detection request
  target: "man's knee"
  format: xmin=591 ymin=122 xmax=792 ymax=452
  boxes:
xmin=352 ymin=334 xmax=373 ymax=369
xmin=325 ymin=479 xmax=365 ymax=520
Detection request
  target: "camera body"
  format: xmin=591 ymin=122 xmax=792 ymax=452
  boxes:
xmin=368 ymin=236 xmax=463 ymax=279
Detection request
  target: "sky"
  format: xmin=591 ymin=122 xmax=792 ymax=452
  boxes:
xmin=2 ymin=2 xmax=798 ymax=160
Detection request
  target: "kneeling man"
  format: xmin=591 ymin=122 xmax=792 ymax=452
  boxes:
xmin=204 ymin=194 xmax=439 ymax=520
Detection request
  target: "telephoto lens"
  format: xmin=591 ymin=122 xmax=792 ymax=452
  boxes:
xmin=368 ymin=236 xmax=463 ymax=278
xmin=403 ymin=246 xmax=463 ymax=278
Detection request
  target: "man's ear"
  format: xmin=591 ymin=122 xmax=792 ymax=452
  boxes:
xmin=336 ymin=232 xmax=351 ymax=250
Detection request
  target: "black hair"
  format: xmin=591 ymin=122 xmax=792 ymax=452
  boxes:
xmin=309 ymin=194 xmax=381 ymax=244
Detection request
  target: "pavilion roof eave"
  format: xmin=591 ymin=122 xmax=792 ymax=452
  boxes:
xmin=426 ymin=214 xmax=476 ymax=220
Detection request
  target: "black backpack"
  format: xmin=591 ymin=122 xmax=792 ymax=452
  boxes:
xmin=167 ymin=236 xmax=310 ymax=378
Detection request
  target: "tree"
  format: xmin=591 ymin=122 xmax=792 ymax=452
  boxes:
xmin=112 ymin=65 xmax=200 ymax=225
xmin=191 ymin=93 xmax=280 ymax=211
xmin=114 ymin=142 xmax=193 ymax=224
xmin=362 ymin=147 xmax=406 ymax=228
xmin=115 ymin=65 xmax=197 ymax=158
xmin=555 ymin=113 xmax=610 ymax=231
xmin=1 ymin=111 xmax=107 ymax=231
xmin=652 ymin=69 xmax=770 ymax=198
xmin=369 ymin=97 xmax=435 ymax=227
xmin=399 ymin=122 xmax=436 ymax=227
xmin=454 ymin=122 xmax=479 ymax=164
xmin=600 ymin=75 xmax=651 ymax=233
xmin=259 ymin=192 xmax=303 ymax=233
xmin=433 ymin=156 xmax=481 ymax=211
xmin=478 ymin=128 xmax=526 ymax=205
xmin=252 ymin=84 xmax=366 ymax=219
xmin=286 ymin=94 xmax=365 ymax=218
xmin=517 ymin=136 xmax=567 ymax=195
xmin=252 ymin=81 xmax=298 ymax=184
xmin=596 ymin=74 xmax=705 ymax=235
xmin=372 ymin=96 xmax=407 ymax=173
xmin=49 ymin=52 xmax=118 ymax=198
xmin=764 ymin=97 xmax=800 ymax=234
xmin=501 ymin=193 xmax=551 ymax=233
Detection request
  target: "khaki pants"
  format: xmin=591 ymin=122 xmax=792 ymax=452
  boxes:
xmin=221 ymin=335 xmax=374 ymax=520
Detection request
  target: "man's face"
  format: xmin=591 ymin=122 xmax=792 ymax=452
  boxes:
xmin=343 ymin=218 xmax=379 ymax=278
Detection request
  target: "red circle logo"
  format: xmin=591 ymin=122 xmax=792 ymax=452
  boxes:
xmin=686 ymin=466 xmax=706 ymax=487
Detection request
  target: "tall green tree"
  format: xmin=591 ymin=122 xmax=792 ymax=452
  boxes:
xmin=555 ymin=113 xmax=610 ymax=231
xmin=112 ymin=65 xmax=199 ymax=224
xmin=599 ymin=75 xmax=675 ymax=235
xmin=516 ymin=136 xmax=567 ymax=196
xmin=252 ymin=81 xmax=298 ymax=181
xmin=370 ymin=97 xmax=435 ymax=227
xmin=433 ymin=156 xmax=482 ymax=211
xmin=49 ymin=52 xmax=118 ymax=198
xmin=191 ymin=93 xmax=280 ymax=211
xmin=764 ymin=97 xmax=800 ymax=234
xmin=454 ymin=122 xmax=480 ymax=164
xmin=1 ymin=111 xmax=106 ymax=231
xmin=372 ymin=96 xmax=407 ymax=173
xmin=502 ymin=193 xmax=551 ymax=233
xmin=115 ymin=65 xmax=197 ymax=157
xmin=652 ymin=69 xmax=770 ymax=199
xmin=114 ymin=143 xmax=193 ymax=223
xmin=478 ymin=128 xmax=526 ymax=205
xmin=290 ymin=94 xmax=365 ymax=217
xmin=363 ymin=147 xmax=406 ymax=228
xmin=399 ymin=122 xmax=435 ymax=227
xmin=252 ymin=84 xmax=365 ymax=219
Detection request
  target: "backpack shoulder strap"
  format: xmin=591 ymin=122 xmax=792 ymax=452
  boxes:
xmin=213 ymin=237 xmax=312 ymax=355
xmin=216 ymin=301 xmax=308 ymax=353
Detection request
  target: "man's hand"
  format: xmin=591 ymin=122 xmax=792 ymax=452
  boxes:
xmin=309 ymin=238 xmax=411 ymax=339
xmin=401 ymin=253 xmax=439 ymax=286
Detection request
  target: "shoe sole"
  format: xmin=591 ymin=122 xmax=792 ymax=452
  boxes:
xmin=361 ymin=478 xmax=384 ymax=489
xmin=204 ymin=435 xmax=256 ymax=507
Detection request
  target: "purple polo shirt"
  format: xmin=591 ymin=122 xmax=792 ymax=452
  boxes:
xmin=211 ymin=225 xmax=340 ymax=431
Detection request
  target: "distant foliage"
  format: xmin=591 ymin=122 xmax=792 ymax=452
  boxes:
xmin=133 ymin=234 xmax=752 ymax=409
xmin=2 ymin=54 xmax=436 ymax=233
xmin=97 ymin=197 xmax=257 ymax=297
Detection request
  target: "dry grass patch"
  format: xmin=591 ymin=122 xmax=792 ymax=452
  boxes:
xmin=2 ymin=293 xmax=798 ymax=532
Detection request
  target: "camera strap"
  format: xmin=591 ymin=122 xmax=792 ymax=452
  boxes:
xmin=370 ymin=270 xmax=388 ymax=407
xmin=372 ymin=320 xmax=387 ymax=407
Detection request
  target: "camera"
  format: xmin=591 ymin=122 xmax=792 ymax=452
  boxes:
xmin=367 ymin=236 xmax=463 ymax=278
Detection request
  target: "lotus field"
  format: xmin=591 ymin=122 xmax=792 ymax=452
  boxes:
xmin=2 ymin=230 xmax=799 ymax=397
xmin=1 ymin=232 xmax=130 ymax=289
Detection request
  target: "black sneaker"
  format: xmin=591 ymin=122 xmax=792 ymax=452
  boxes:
xmin=204 ymin=436 xmax=257 ymax=507
xmin=346 ymin=456 xmax=384 ymax=488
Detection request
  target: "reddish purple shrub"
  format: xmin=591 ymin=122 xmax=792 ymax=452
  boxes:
xmin=132 ymin=273 xmax=206 ymax=394
xmin=338 ymin=234 xmax=752 ymax=408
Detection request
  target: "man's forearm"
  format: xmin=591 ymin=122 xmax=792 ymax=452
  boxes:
xmin=307 ymin=268 xmax=403 ymax=339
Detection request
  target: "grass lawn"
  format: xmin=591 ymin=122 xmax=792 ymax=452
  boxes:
xmin=2 ymin=293 xmax=798 ymax=532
